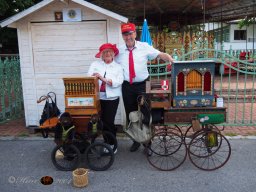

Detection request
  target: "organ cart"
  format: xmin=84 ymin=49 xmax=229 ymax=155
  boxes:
xmin=145 ymin=60 xmax=231 ymax=171
xmin=38 ymin=77 xmax=116 ymax=171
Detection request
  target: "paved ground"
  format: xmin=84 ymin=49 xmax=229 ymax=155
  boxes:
xmin=0 ymin=139 xmax=256 ymax=192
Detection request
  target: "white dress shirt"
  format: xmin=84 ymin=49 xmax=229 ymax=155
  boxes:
xmin=115 ymin=41 xmax=160 ymax=82
xmin=87 ymin=60 xmax=124 ymax=100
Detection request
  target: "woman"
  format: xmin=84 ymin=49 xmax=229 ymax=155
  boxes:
xmin=88 ymin=43 xmax=123 ymax=154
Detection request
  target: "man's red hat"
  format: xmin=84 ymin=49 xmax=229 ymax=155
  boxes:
xmin=121 ymin=23 xmax=136 ymax=34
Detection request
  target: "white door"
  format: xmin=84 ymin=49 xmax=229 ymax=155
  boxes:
xmin=31 ymin=21 xmax=107 ymax=76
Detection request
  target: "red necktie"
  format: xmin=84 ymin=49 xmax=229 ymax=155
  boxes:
xmin=129 ymin=48 xmax=136 ymax=84
xmin=100 ymin=72 xmax=106 ymax=92
xmin=100 ymin=81 xmax=106 ymax=92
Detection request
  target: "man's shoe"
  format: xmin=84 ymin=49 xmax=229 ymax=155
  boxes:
xmin=130 ymin=142 xmax=141 ymax=152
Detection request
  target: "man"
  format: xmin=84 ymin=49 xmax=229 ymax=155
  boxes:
xmin=115 ymin=22 xmax=174 ymax=152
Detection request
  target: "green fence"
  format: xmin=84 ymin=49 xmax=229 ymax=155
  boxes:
xmin=0 ymin=56 xmax=23 ymax=122
xmin=148 ymin=48 xmax=256 ymax=127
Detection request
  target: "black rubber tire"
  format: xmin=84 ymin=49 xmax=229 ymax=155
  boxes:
xmin=51 ymin=144 xmax=81 ymax=171
xmin=85 ymin=142 xmax=115 ymax=171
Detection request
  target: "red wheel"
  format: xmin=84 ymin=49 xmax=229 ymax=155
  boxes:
xmin=188 ymin=131 xmax=231 ymax=171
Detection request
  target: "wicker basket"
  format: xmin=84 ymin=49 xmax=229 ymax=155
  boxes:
xmin=72 ymin=168 xmax=88 ymax=188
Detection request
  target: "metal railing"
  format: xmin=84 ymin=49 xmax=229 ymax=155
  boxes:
xmin=148 ymin=48 xmax=256 ymax=127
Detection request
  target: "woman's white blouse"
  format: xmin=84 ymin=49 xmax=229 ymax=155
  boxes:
xmin=87 ymin=60 xmax=124 ymax=100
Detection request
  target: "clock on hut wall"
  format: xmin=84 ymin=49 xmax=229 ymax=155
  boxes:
xmin=63 ymin=8 xmax=82 ymax=22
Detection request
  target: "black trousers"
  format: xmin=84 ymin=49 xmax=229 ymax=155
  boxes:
xmin=100 ymin=98 xmax=119 ymax=145
xmin=122 ymin=81 xmax=146 ymax=122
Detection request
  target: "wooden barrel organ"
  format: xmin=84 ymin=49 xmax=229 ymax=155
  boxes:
xmin=63 ymin=77 xmax=101 ymax=133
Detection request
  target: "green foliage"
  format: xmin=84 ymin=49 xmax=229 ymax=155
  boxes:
xmin=0 ymin=0 xmax=42 ymax=54
xmin=1 ymin=0 xmax=33 ymax=17
xmin=0 ymin=0 xmax=43 ymax=18
xmin=0 ymin=0 xmax=9 ymax=16
xmin=238 ymin=17 xmax=255 ymax=29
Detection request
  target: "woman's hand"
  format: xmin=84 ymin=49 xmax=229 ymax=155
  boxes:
xmin=106 ymin=79 xmax=112 ymax=86
xmin=92 ymin=73 xmax=103 ymax=80
xmin=92 ymin=73 xmax=111 ymax=84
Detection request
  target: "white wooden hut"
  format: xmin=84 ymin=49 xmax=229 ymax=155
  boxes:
xmin=0 ymin=0 xmax=128 ymax=127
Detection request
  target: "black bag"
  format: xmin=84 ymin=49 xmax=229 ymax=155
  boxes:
xmin=39 ymin=92 xmax=61 ymax=138
xmin=39 ymin=92 xmax=60 ymax=124
xmin=138 ymin=95 xmax=151 ymax=125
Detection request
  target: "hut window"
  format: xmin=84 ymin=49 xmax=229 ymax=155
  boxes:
xmin=186 ymin=70 xmax=202 ymax=90
xmin=234 ymin=30 xmax=246 ymax=40
xmin=204 ymin=71 xmax=211 ymax=91
xmin=177 ymin=72 xmax=184 ymax=92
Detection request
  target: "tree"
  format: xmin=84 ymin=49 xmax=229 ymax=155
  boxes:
xmin=0 ymin=0 xmax=42 ymax=19
xmin=0 ymin=0 xmax=42 ymax=54
xmin=238 ymin=16 xmax=256 ymax=29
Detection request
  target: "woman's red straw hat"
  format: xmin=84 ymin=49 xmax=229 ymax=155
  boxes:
xmin=95 ymin=43 xmax=119 ymax=58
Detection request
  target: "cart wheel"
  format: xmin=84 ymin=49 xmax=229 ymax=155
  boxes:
xmin=147 ymin=130 xmax=187 ymax=171
xmin=188 ymin=131 xmax=231 ymax=171
xmin=85 ymin=142 xmax=115 ymax=171
xmin=51 ymin=144 xmax=81 ymax=171
xmin=91 ymin=131 xmax=117 ymax=152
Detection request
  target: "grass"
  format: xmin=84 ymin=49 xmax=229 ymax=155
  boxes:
xmin=246 ymin=132 xmax=256 ymax=136
xmin=18 ymin=132 xmax=30 ymax=137
xmin=224 ymin=132 xmax=238 ymax=136
xmin=224 ymin=132 xmax=256 ymax=137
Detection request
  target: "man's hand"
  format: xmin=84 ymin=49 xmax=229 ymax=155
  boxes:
xmin=166 ymin=63 xmax=172 ymax=72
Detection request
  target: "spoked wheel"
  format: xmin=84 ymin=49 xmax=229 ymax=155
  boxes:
xmin=51 ymin=144 xmax=81 ymax=171
xmin=85 ymin=142 xmax=115 ymax=171
xmin=188 ymin=130 xmax=231 ymax=171
xmin=147 ymin=130 xmax=187 ymax=171
xmin=91 ymin=131 xmax=117 ymax=152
